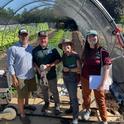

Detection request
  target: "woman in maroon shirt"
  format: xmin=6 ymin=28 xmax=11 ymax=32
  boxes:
xmin=81 ymin=30 xmax=111 ymax=124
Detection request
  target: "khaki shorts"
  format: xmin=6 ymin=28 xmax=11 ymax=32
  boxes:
xmin=17 ymin=77 xmax=37 ymax=99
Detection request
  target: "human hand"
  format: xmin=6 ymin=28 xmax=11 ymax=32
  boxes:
xmin=45 ymin=64 xmax=51 ymax=71
xmin=63 ymin=67 xmax=70 ymax=72
xmin=12 ymin=77 xmax=19 ymax=88
xmin=71 ymin=68 xmax=81 ymax=73
xmin=97 ymin=84 xmax=104 ymax=91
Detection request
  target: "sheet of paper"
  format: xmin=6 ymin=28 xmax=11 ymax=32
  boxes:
xmin=89 ymin=75 xmax=110 ymax=90
xmin=89 ymin=75 xmax=101 ymax=89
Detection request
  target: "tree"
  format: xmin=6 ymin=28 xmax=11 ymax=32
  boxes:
xmin=99 ymin=0 xmax=124 ymax=22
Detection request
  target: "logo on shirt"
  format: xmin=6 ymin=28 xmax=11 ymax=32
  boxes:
xmin=47 ymin=49 xmax=53 ymax=54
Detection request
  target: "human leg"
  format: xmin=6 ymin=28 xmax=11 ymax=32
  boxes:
xmin=49 ymin=78 xmax=60 ymax=115
xmin=64 ymin=73 xmax=79 ymax=122
xmin=15 ymin=78 xmax=31 ymax=123
xmin=49 ymin=78 xmax=60 ymax=106
xmin=41 ymin=85 xmax=49 ymax=112
xmin=16 ymin=78 xmax=28 ymax=116
xmin=63 ymin=76 xmax=72 ymax=111
xmin=24 ymin=78 xmax=37 ymax=110
xmin=81 ymin=77 xmax=92 ymax=120
xmin=17 ymin=98 xmax=25 ymax=116
xmin=94 ymin=90 xmax=107 ymax=122
xmin=41 ymin=84 xmax=49 ymax=102
xmin=81 ymin=77 xmax=91 ymax=110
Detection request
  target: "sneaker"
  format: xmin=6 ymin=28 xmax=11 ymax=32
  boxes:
xmin=54 ymin=109 xmax=61 ymax=115
xmin=72 ymin=118 xmax=78 ymax=124
xmin=41 ymin=102 xmax=49 ymax=112
xmin=65 ymin=107 xmax=73 ymax=114
xmin=54 ymin=106 xmax=61 ymax=115
xmin=24 ymin=105 xmax=36 ymax=111
xmin=100 ymin=121 xmax=108 ymax=124
xmin=19 ymin=115 xmax=31 ymax=124
xmin=81 ymin=109 xmax=91 ymax=120
xmin=50 ymin=95 xmax=54 ymax=103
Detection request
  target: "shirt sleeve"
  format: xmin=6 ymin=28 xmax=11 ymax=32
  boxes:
xmin=101 ymin=49 xmax=112 ymax=65
xmin=32 ymin=48 xmax=40 ymax=66
xmin=75 ymin=53 xmax=80 ymax=61
xmin=7 ymin=47 xmax=16 ymax=75
xmin=52 ymin=48 xmax=61 ymax=62
xmin=32 ymin=48 xmax=36 ymax=64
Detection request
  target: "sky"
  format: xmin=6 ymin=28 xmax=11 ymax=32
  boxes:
xmin=0 ymin=0 xmax=55 ymax=14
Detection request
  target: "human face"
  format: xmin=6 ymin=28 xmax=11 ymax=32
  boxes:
xmin=62 ymin=43 xmax=72 ymax=55
xmin=19 ymin=33 xmax=29 ymax=44
xmin=38 ymin=36 xmax=48 ymax=48
xmin=87 ymin=34 xmax=98 ymax=47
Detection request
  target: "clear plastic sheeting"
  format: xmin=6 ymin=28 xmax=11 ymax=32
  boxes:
xmin=55 ymin=0 xmax=117 ymax=52
xmin=1 ymin=0 xmax=122 ymax=52
xmin=0 ymin=0 xmax=124 ymax=103
xmin=1 ymin=0 xmax=55 ymax=14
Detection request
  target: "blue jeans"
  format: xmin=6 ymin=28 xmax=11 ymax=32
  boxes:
xmin=63 ymin=72 xmax=79 ymax=119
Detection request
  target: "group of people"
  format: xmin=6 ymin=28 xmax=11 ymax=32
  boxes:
xmin=7 ymin=29 xmax=111 ymax=124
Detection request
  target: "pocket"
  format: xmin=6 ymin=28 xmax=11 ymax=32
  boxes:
xmin=17 ymin=78 xmax=25 ymax=89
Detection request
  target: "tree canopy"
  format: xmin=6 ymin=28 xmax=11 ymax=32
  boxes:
xmin=99 ymin=0 xmax=124 ymax=22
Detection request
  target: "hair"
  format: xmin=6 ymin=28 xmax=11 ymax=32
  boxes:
xmin=61 ymin=42 xmax=75 ymax=51
xmin=81 ymin=35 xmax=100 ymax=62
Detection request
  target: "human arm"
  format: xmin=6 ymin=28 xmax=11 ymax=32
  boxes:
xmin=97 ymin=64 xmax=111 ymax=91
xmin=97 ymin=49 xmax=112 ymax=91
xmin=7 ymin=47 xmax=19 ymax=87
xmin=33 ymin=63 xmax=41 ymax=75
xmin=45 ymin=59 xmax=60 ymax=71
xmin=32 ymin=48 xmax=41 ymax=74
xmin=45 ymin=48 xmax=61 ymax=70
xmin=11 ymin=74 xmax=19 ymax=87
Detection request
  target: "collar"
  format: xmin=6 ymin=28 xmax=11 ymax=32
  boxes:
xmin=18 ymin=41 xmax=29 ymax=48
xmin=38 ymin=45 xmax=48 ymax=50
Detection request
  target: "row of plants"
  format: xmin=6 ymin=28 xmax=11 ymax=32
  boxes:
xmin=49 ymin=30 xmax=72 ymax=48
xmin=0 ymin=23 xmax=49 ymax=51
xmin=49 ymin=30 xmax=64 ymax=48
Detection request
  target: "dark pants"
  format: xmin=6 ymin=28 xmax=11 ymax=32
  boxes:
xmin=41 ymin=78 xmax=60 ymax=106
xmin=63 ymin=72 xmax=79 ymax=119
